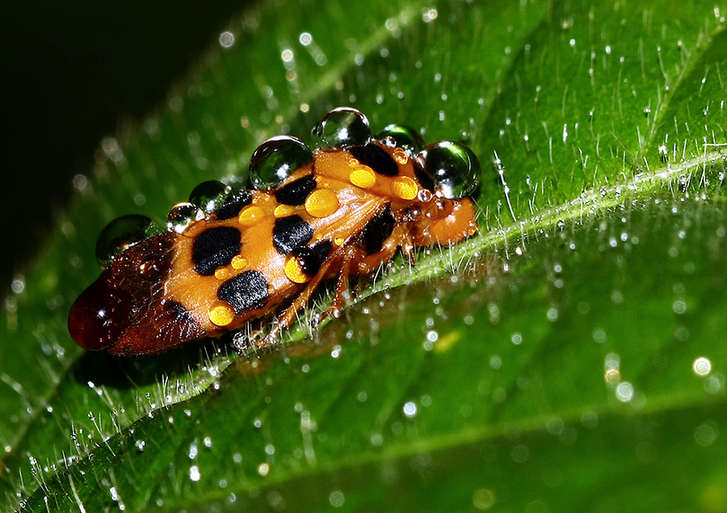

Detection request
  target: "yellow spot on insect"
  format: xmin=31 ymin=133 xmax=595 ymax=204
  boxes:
xmin=231 ymin=255 xmax=247 ymax=270
xmin=305 ymin=189 xmax=339 ymax=217
xmin=393 ymin=148 xmax=409 ymax=165
xmin=392 ymin=176 xmax=418 ymax=200
xmin=284 ymin=256 xmax=309 ymax=283
xmin=214 ymin=268 xmax=230 ymax=280
xmin=208 ymin=304 xmax=234 ymax=327
xmin=274 ymin=204 xmax=296 ymax=217
xmin=334 ymin=236 xmax=345 ymax=246
xmin=238 ymin=205 xmax=265 ymax=226
xmin=349 ymin=168 xmax=376 ymax=188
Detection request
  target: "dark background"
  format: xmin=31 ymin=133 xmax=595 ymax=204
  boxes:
xmin=1 ymin=2 xmax=246 ymax=289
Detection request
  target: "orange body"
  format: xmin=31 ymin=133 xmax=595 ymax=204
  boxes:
xmin=69 ymin=126 xmax=478 ymax=355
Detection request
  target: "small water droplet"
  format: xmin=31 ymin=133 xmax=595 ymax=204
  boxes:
xmin=402 ymin=401 xmax=418 ymax=418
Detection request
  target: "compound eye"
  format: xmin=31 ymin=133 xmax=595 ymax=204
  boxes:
xmin=249 ymin=135 xmax=313 ymax=189
xmin=417 ymin=141 xmax=481 ymax=199
xmin=376 ymin=124 xmax=424 ymax=151
xmin=96 ymin=214 xmax=157 ymax=267
xmin=312 ymin=107 xmax=371 ymax=148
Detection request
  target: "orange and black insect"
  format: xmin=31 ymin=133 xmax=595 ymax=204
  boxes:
xmin=68 ymin=107 xmax=480 ymax=355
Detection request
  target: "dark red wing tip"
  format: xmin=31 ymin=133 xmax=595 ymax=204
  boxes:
xmin=68 ymin=277 xmax=131 ymax=351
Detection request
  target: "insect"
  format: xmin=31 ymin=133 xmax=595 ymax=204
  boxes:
xmin=68 ymin=107 xmax=480 ymax=355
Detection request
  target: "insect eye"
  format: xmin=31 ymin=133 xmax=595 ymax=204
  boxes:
xmin=417 ymin=141 xmax=481 ymax=199
xmin=248 ymin=135 xmax=313 ymax=189
xmin=96 ymin=214 xmax=158 ymax=267
xmin=312 ymin=107 xmax=371 ymax=148
xmin=376 ymin=124 xmax=424 ymax=151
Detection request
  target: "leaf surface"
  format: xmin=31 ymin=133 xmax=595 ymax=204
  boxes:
xmin=2 ymin=0 xmax=727 ymax=511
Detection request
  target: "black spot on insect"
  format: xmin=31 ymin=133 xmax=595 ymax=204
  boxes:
xmin=273 ymin=215 xmax=313 ymax=254
xmin=291 ymin=240 xmax=332 ymax=277
xmin=217 ymin=270 xmax=269 ymax=314
xmin=291 ymin=247 xmax=319 ymax=276
xmin=360 ymin=205 xmax=395 ymax=254
xmin=350 ymin=143 xmax=398 ymax=176
xmin=192 ymin=227 xmax=242 ymax=276
xmin=274 ymin=174 xmax=317 ymax=205
xmin=215 ymin=189 xmax=252 ymax=220
xmin=312 ymin=239 xmax=333 ymax=262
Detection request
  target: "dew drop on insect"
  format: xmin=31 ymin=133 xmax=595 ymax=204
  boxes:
xmin=95 ymin=214 xmax=157 ymax=267
xmin=249 ymin=135 xmax=313 ymax=189
xmin=312 ymin=107 xmax=371 ymax=148
xmin=189 ymin=180 xmax=227 ymax=213
xmin=377 ymin=124 xmax=424 ymax=150
xmin=167 ymin=202 xmax=203 ymax=234
xmin=417 ymin=141 xmax=481 ymax=199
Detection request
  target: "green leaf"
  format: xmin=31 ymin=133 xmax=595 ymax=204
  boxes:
xmin=3 ymin=0 xmax=727 ymax=511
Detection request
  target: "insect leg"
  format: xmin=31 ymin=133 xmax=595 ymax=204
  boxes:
xmin=259 ymin=253 xmax=342 ymax=347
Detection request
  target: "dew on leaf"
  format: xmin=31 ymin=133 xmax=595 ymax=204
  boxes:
xmin=693 ymin=357 xmax=712 ymax=377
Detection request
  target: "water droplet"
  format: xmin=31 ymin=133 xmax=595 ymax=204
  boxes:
xmin=218 ymin=31 xmax=235 ymax=48
xmin=472 ymin=488 xmax=496 ymax=510
xmin=402 ymin=401 xmax=418 ymax=418
xmin=257 ymin=462 xmax=270 ymax=476
xmin=312 ymin=107 xmax=371 ymax=148
xmin=615 ymin=382 xmax=634 ymax=402
xmin=299 ymin=32 xmax=313 ymax=46
xmin=167 ymin=202 xmax=203 ymax=234
xmin=188 ymin=180 xmax=227 ymax=213
xmin=694 ymin=421 xmax=719 ymax=447
xmin=417 ymin=141 xmax=480 ymax=199
xmin=329 ymin=490 xmax=345 ymax=508
xmin=376 ymin=124 xmax=423 ymax=150
xmin=672 ymin=299 xmax=687 ymax=315
xmin=95 ymin=215 xmax=156 ymax=267
xmin=189 ymin=465 xmax=201 ymax=482
xmin=422 ymin=7 xmax=438 ymax=23
xmin=188 ymin=441 xmax=198 ymax=460
xmin=249 ymin=136 xmax=313 ymax=189
xmin=693 ymin=357 xmax=712 ymax=376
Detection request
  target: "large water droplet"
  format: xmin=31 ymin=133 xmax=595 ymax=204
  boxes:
xmin=249 ymin=136 xmax=312 ymax=189
xmin=377 ymin=124 xmax=423 ymax=150
xmin=312 ymin=107 xmax=371 ymax=148
xmin=189 ymin=180 xmax=227 ymax=213
xmin=95 ymin=214 xmax=156 ymax=267
xmin=417 ymin=141 xmax=480 ymax=199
